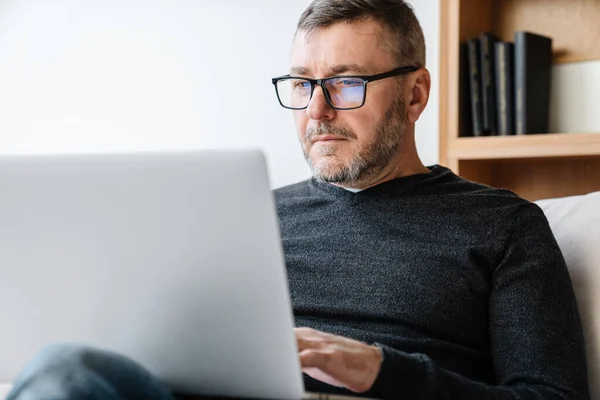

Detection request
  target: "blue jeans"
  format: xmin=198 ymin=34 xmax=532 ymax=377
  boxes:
xmin=7 ymin=344 xmax=175 ymax=400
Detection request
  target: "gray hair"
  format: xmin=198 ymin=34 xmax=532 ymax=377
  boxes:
xmin=297 ymin=0 xmax=426 ymax=68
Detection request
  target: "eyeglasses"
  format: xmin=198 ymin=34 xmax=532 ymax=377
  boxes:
xmin=271 ymin=66 xmax=418 ymax=110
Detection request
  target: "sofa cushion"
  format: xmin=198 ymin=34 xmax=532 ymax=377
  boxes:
xmin=536 ymin=191 xmax=600 ymax=399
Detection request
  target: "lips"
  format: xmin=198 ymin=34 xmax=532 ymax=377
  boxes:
xmin=311 ymin=135 xmax=347 ymax=143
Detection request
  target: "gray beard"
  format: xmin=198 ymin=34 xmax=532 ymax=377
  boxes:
xmin=302 ymin=96 xmax=406 ymax=187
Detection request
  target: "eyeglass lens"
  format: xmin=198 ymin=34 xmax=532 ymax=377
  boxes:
xmin=276 ymin=77 xmax=365 ymax=109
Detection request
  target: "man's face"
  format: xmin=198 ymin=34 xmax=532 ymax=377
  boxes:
xmin=290 ymin=19 xmax=407 ymax=186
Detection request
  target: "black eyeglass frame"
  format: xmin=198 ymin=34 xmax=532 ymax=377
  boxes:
xmin=271 ymin=65 xmax=419 ymax=110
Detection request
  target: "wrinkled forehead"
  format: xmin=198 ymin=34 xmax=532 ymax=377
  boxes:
xmin=290 ymin=21 xmax=396 ymax=77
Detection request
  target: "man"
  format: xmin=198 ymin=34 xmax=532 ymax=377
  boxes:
xmin=7 ymin=0 xmax=590 ymax=399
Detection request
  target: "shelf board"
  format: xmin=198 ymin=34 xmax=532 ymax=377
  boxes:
xmin=448 ymin=133 xmax=600 ymax=161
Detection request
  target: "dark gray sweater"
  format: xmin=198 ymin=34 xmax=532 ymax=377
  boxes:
xmin=274 ymin=165 xmax=590 ymax=400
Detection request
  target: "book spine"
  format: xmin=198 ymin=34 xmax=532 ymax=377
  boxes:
xmin=515 ymin=34 xmax=526 ymax=135
xmin=479 ymin=33 xmax=497 ymax=135
xmin=495 ymin=42 xmax=514 ymax=136
xmin=514 ymin=31 xmax=553 ymax=135
xmin=467 ymin=39 xmax=484 ymax=137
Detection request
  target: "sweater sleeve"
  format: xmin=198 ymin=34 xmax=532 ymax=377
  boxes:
xmin=368 ymin=204 xmax=590 ymax=400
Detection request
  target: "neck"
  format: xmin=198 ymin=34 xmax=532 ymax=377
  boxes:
xmin=331 ymin=133 xmax=429 ymax=191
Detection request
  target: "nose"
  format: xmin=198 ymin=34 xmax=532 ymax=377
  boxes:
xmin=306 ymin=85 xmax=336 ymax=121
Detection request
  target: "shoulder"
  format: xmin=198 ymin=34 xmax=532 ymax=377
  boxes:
xmin=425 ymin=166 xmax=553 ymax=242
xmin=429 ymin=166 xmax=538 ymax=212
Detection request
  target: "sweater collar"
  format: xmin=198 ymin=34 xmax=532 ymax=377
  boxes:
xmin=309 ymin=165 xmax=451 ymax=198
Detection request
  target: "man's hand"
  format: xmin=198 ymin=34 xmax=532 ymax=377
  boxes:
xmin=295 ymin=327 xmax=383 ymax=393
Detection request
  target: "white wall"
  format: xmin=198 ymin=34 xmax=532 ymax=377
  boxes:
xmin=410 ymin=0 xmax=440 ymax=168
xmin=0 ymin=0 xmax=441 ymax=189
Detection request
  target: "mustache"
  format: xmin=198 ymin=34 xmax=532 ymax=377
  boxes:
xmin=305 ymin=124 xmax=357 ymax=142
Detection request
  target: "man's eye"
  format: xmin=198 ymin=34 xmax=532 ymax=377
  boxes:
xmin=294 ymin=81 xmax=311 ymax=89
xmin=337 ymin=79 xmax=363 ymax=86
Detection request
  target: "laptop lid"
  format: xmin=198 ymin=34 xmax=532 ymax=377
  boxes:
xmin=0 ymin=149 xmax=304 ymax=399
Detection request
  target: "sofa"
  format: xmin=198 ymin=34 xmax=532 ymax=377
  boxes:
xmin=0 ymin=191 xmax=598 ymax=399
xmin=536 ymin=190 xmax=600 ymax=398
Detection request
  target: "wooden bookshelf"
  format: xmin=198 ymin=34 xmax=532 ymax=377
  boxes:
xmin=449 ymin=133 xmax=600 ymax=161
xmin=438 ymin=0 xmax=600 ymax=201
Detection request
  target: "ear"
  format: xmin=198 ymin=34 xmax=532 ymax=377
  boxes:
xmin=406 ymin=68 xmax=431 ymax=124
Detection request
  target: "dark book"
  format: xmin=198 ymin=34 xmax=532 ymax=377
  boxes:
xmin=514 ymin=31 xmax=553 ymax=135
xmin=495 ymin=42 xmax=515 ymax=136
xmin=467 ymin=38 xmax=484 ymax=137
xmin=479 ymin=33 xmax=498 ymax=135
xmin=459 ymin=43 xmax=472 ymax=137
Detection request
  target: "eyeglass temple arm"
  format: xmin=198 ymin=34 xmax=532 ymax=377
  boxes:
xmin=365 ymin=66 xmax=419 ymax=83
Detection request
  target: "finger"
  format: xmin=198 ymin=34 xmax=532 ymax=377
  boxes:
xmin=294 ymin=327 xmax=321 ymax=338
xmin=299 ymin=349 xmax=331 ymax=369
xmin=296 ymin=328 xmax=330 ymax=351
xmin=296 ymin=336 xmax=326 ymax=352
xmin=295 ymin=327 xmax=339 ymax=340
xmin=295 ymin=327 xmax=341 ymax=346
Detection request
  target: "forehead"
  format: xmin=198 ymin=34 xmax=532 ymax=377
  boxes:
xmin=291 ymin=19 xmax=395 ymax=76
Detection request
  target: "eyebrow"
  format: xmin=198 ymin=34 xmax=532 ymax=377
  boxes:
xmin=290 ymin=66 xmax=311 ymax=76
xmin=289 ymin=63 xmax=369 ymax=77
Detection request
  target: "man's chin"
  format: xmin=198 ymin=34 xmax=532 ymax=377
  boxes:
xmin=311 ymin=162 xmax=356 ymax=184
xmin=311 ymin=158 xmax=340 ymax=174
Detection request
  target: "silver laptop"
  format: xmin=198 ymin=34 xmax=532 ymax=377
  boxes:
xmin=0 ymin=150 xmax=371 ymax=400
